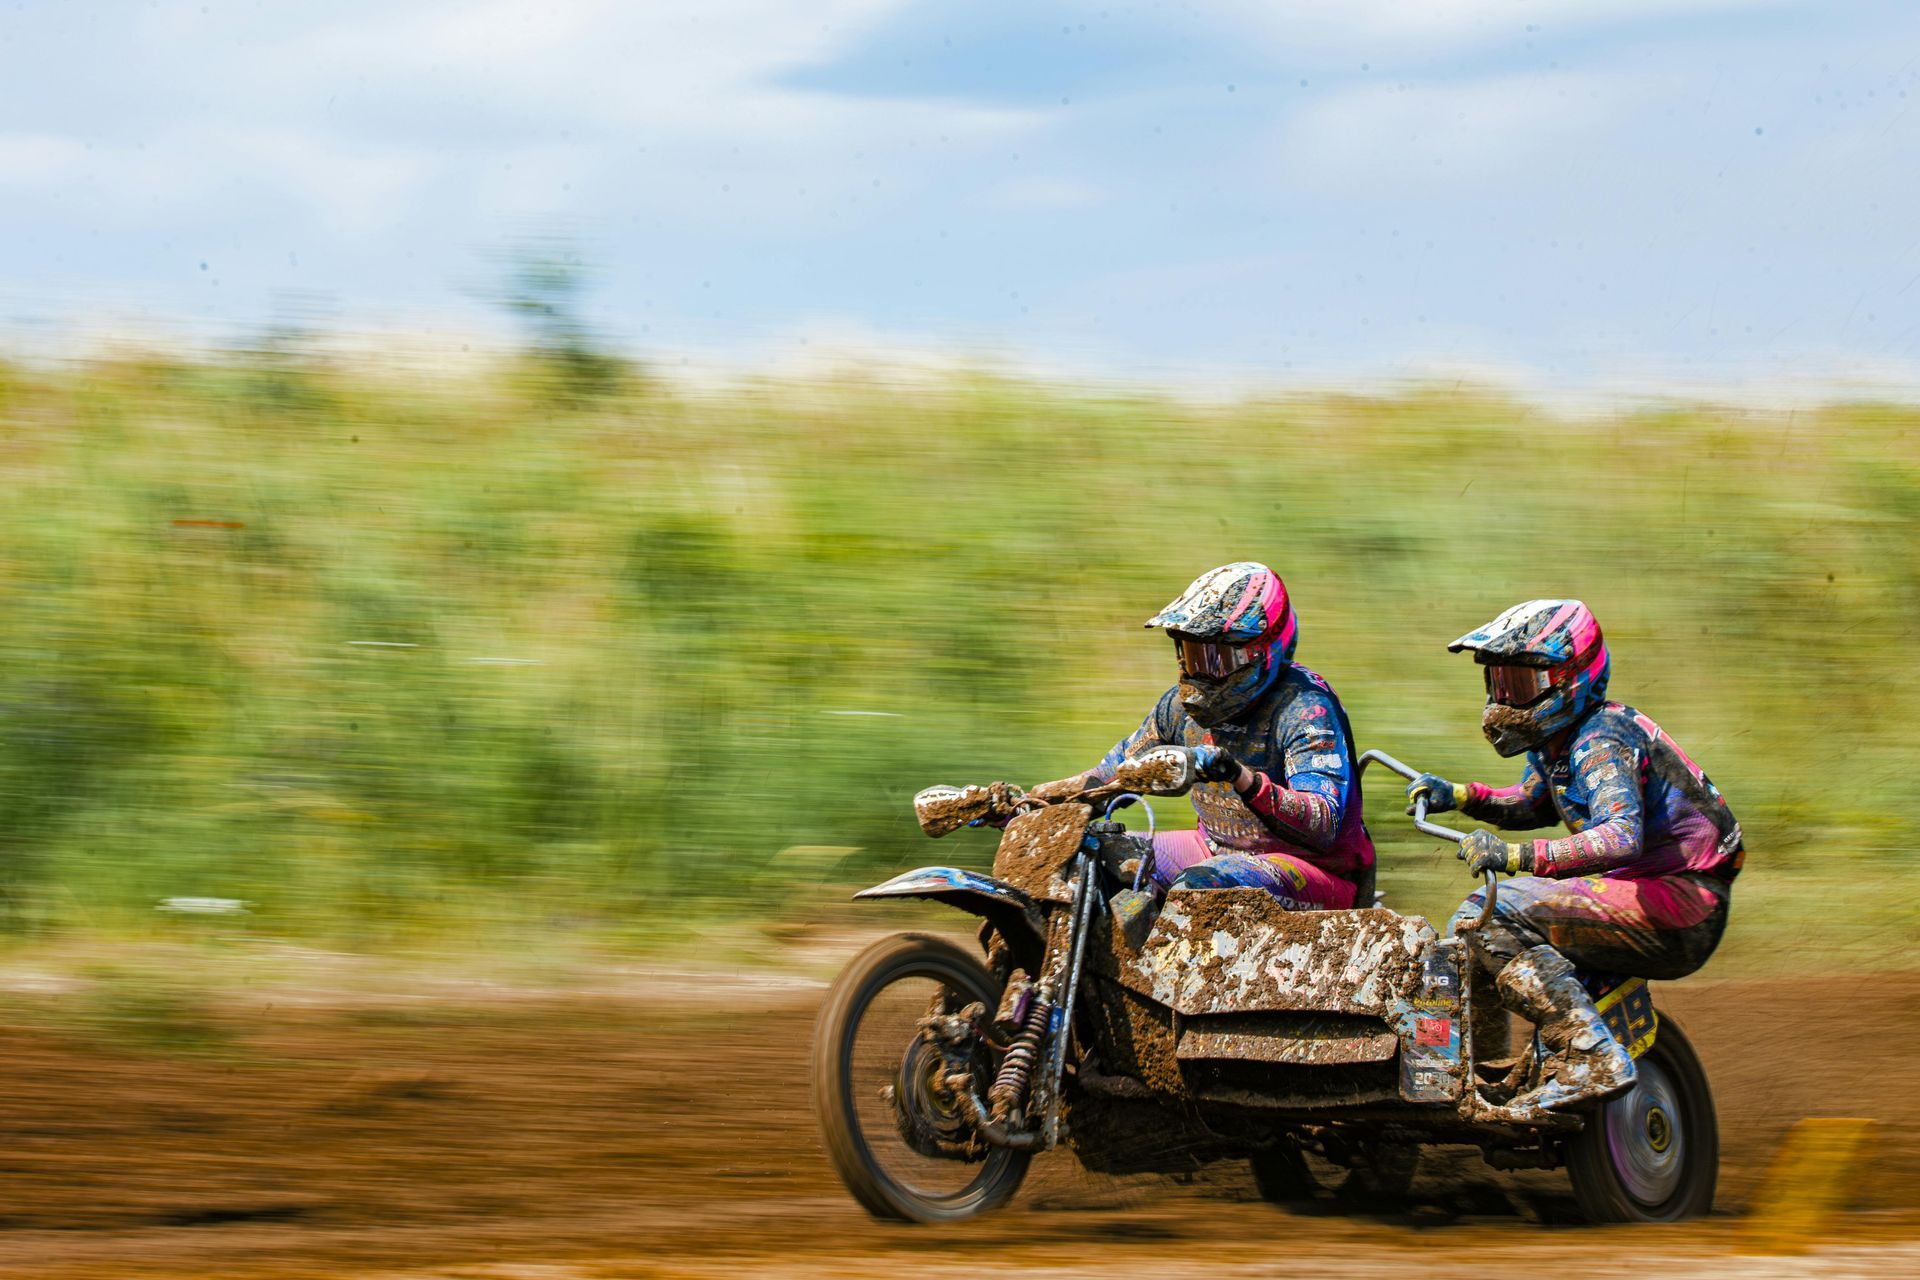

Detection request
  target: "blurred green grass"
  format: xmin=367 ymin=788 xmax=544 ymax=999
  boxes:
xmin=0 ymin=348 xmax=1914 ymax=969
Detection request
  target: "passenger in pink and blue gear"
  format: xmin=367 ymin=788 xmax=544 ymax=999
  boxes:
xmin=1033 ymin=563 xmax=1375 ymax=911
xmin=1408 ymin=598 xmax=1743 ymax=1115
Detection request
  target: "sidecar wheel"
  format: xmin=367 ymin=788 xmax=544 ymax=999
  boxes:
xmin=812 ymin=932 xmax=1032 ymax=1223
xmin=1565 ymin=1014 xmax=1718 ymax=1223
xmin=1340 ymin=1142 xmax=1419 ymax=1205
xmin=1249 ymin=1142 xmax=1320 ymax=1204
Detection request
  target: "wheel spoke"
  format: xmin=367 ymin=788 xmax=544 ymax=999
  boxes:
xmin=846 ymin=972 xmax=995 ymax=1201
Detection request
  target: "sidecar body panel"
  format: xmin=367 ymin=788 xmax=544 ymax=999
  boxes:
xmin=1120 ymin=889 xmax=1434 ymax=1018
xmin=1175 ymin=1012 xmax=1400 ymax=1065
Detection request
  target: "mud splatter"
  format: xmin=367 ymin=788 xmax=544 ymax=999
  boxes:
xmin=1112 ymin=746 xmax=1194 ymax=795
xmin=992 ymin=803 xmax=1090 ymax=902
xmin=1083 ymin=976 xmax=1183 ymax=1094
xmin=912 ymin=784 xmax=993 ymax=837
xmin=1175 ymin=1012 xmax=1400 ymax=1066
xmin=1120 ymin=890 xmax=1434 ymax=1018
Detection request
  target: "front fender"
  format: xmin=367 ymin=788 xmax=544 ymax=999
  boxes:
xmin=854 ymin=866 xmax=1047 ymax=947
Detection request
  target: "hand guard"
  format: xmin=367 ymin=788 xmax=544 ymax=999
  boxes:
xmin=911 ymin=781 xmax=1031 ymax=837
xmin=1406 ymin=772 xmax=1465 ymax=815
xmin=1111 ymin=744 xmax=1200 ymax=796
xmin=1460 ymin=828 xmax=1532 ymax=876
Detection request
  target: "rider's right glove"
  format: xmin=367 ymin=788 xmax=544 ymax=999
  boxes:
xmin=1190 ymin=744 xmax=1242 ymax=784
xmin=1461 ymin=828 xmax=1533 ymax=876
xmin=1406 ymin=773 xmax=1468 ymax=815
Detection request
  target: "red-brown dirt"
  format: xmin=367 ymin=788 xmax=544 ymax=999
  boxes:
xmin=0 ymin=960 xmax=1913 ymax=1278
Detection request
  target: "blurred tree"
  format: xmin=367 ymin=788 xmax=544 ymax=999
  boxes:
xmin=494 ymin=235 xmax=633 ymax=403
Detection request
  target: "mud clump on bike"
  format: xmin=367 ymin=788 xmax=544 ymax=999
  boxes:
xmin=992 ymin=803 xmax=1090 ymax=901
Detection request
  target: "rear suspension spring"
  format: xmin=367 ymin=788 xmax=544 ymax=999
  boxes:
xmin=988 ymin=992 xmax=1052 ymax=1122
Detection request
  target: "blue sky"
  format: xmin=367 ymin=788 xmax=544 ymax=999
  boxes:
xmin=3 ymin=1 xmax=1917 ymax=388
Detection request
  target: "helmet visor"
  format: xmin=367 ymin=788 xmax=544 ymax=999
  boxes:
xmin=1485 ymin=663 xmax=1553 ymax=708
xmin=1175 ymin=636 xmax=1262 ymax=679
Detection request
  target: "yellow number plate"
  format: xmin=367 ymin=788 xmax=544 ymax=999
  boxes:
xmin=1594 ymin=976 xmax=1659 ymax=1059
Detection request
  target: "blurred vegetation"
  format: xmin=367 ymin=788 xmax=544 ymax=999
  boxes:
xmin=0 ymin=345 xmax=1914 ymax=968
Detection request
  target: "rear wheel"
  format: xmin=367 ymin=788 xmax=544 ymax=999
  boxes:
xmin=811 ymin=932 xmax=1032 ymax=1222
xmin=1565 ymin=1014 xmax=1718 ymax=1222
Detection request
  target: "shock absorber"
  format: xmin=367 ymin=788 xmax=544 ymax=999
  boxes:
xmin=988 ymin=989 xmax=1052 ymax=1123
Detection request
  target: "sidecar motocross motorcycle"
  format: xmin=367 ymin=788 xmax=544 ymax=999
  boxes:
xmin=811 ymin=747 xmax=1717 ymax=1224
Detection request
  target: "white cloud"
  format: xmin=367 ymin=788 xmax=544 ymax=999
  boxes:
xmin=1273 ymin=69 xmax=1622 ymax=191
xmin=1 ymin=1 xmax=1043 ymax=241
xmin=1214 ymin=0 xmax=1786 ymax=56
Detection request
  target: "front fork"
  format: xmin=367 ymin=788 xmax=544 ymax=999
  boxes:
xmin=924 ymin=851 xmax=1098 ymax=1152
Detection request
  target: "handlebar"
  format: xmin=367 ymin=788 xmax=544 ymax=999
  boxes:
xmin=1355 ymin=749 xmax=1497 ymax=934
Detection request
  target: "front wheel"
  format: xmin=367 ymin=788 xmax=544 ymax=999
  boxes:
xmin=1565 ymin=1013 xmax=1718 ymax=1223
xmin=811 ymin=932 xmax=1032 ymax=1222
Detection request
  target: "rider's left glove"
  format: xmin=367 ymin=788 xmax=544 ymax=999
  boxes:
xmin=1461 ymin=828 xmax=1533 ymax=876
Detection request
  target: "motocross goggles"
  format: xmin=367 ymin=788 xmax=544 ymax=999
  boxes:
xmin=1174 ymin=636 xmax=1264 ymax=679
xmin=1483 ymin=662 xmax=1554 ymax=708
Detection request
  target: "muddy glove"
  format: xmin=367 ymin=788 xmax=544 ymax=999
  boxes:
xmin=1190 ymin=744 xmax=1241 ymax=784
xmin=1406 ymin=773 xmax=1466 ymax=815
xmin=1461 ymin=828 xmax=1533 ymax=876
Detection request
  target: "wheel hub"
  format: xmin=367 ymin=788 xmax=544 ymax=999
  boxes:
xmin=889 ymin=1030 xmax=986 ymax=1161
xmin=1603 ymin=1057 xmax=1684 ymax=1206
xmin=1645 ymin=1106 xmax=1671 ymax=1153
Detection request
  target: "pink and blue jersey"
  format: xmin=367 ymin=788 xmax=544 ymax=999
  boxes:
xmin=1090 ymin=663 xmax=1376 ymax=889
xmin=1462 ymin=701 xmax=1743 ymax=883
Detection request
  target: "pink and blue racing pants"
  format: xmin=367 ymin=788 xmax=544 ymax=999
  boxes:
xmin=1450 ymin=871 xmax=1730 ymax=980
xmin=1149 ymin=829 xmax=1357 ymax=911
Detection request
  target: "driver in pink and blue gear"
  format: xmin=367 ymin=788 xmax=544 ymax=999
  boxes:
xmin=1408 ymin=599 xmax=1743 ymax=1115
xmin=1033 ymin=563 xmax=1375 ymax=911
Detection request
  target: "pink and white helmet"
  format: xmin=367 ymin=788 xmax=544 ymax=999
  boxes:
xmin=1145 ymin=563 xmax=1297 ymax=726
xmin=1449 ymin=599 xmax=1611 ymax=757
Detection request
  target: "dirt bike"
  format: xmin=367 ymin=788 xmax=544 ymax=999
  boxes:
xmin=811 ymin=745 xmax=1718 ymax=1225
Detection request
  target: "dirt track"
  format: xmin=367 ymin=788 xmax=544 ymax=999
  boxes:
xmin=0 ymin=956 xmax=1913 ymax=1278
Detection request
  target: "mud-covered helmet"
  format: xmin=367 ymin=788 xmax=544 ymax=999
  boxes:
xmin=1449 ymin=599 xmax=1611 ymax=757
xmin=1144 ymin=562 xmax=1297 ymax=727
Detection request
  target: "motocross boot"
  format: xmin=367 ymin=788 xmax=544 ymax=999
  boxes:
xmin=1467 ymin=963 xmax=1519 ymax=1101
xmin=1494 ymin=945 xmax=1636 ymax=1114
xmin=1469 ymin=964 xmax=1513 ymax=1062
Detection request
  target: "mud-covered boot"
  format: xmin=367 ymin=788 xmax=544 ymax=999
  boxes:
xmin=1470 ymin=965 xmax=1513 ymax=1062
xmin=1495 ymin=945 xmax=1636 ymax=1115
xmin=1467 ymin=963 xmax=1519 ymax=1101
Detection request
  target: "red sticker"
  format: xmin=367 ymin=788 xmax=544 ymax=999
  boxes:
xmin=1416 ymin=1016 xmax=1452 ymax=1047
